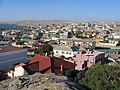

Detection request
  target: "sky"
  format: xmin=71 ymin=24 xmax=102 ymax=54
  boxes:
xmin=0 ymin=0 xmax=120 ymax=22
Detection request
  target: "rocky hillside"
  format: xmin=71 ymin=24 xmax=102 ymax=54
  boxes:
xmin=0 ymin=73 xmax=84 ymax=90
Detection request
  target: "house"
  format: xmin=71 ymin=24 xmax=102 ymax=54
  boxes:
xmin=116 ymin=57 xmax=120 ymax=63
xmin=28 ymin=55 xmax=76 ymax=76
xmin=59 ymin=31 xmax=68 ymax=39
xmin=0 ymin=46 xmax=28 ymax=70
xmin=109 ymin=33 xmax=120 ymax=39
xmin=58 ymin=38 xmax=96 ymax=49
xmin=53 ymin=45 xmax=80 ymax=58
xmin=7 ymin=63 xmax=28 ymax=78
xmin=64 ymin=50 xmax=105 ymax=71
xmin=7 ymin=62 xmax=40 ymax=78
xmin=7 ymin=55 xmax=76 ymax=78
xmin=96 ymin=39 xmax=120 ymax=48
xmin=0 ymin=40 xmax=12 ymax=47
xmin=95 ymin=48 xmax=120 ymax=54
xmin=96 ymin=30 xmax=110 ymax=39
xmin=85 ymin=30 xmax=96 ymax=38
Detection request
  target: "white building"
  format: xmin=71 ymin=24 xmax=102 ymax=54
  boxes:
xmin=53 ymin=45 xmax=79 ymax=58
xmin=109 ymin=32 xmax=120 ymax=39
xmin=0 ymin=46 xmax=28 ymax=70
xmin=58 ymin=38 xmax=96 ymax=49
xmin=96 ymin=39 xmax=120 ymax=48
xmin=7 ymin=63 xmax=28 ymax=78
xmin=0 ymin=40 xmax=12 ymax=47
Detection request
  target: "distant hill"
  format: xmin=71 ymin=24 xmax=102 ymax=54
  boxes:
xmin=0 ymin=23 xmax=27 ymax=30
xmin=14 ymin=20 xmax=74 ymax=25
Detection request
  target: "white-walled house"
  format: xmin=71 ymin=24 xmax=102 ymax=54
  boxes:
xmin=53 ymin=45 xmax=79 ymax=58
xmin=96 ymin=39 xmax=120 ymax=48
xmin=0 ymin=46 xmax=28 ymax=70
xmin=0 ymin=40 xmax=12 ymax=47
xmin=109 ymin=33 xmax=120 ymax=39
xmin=58 ymin=38 xmax=96 ymax=49
xmin=7 ymin=63 xmax=28 ymax=78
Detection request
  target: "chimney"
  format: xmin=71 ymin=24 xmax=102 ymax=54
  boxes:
xmin=60 ymin=65 xmax=64 ymax=73
xmin=45 ymin=52 xmax=47 ymax=56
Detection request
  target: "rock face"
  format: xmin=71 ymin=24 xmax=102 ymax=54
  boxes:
xmin=0 ymin=73 xmax=83 ymax=90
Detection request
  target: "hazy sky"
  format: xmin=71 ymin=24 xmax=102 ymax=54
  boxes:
xmin=0 ymin=0 xmax=120 ymax=22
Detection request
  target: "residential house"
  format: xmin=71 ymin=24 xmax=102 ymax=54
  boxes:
xmin=7 ymin=63 xmax=28 ymax=78
xmin=116 ymin=57 xmax=120 ymax=63
xmin=0 ymin=40 xmax=12 ymax=47
xmin=64 ymin=50 xmax=105 ymax=71
xmin=53 ymin=45 xmax=80 ymax=58
xmin=96 ymin=30 xmax=110 ymax=39
xmin=28 ymin=55 xmax=76 ymax=76
xmin=109 ymin=32 xmax=120 ymax=39
xmin=84 ymin=30 xmax=96 ymax=38
xmin=96 ymin=39 xmax=120 ymax=48
xmin=59 ymin=31 xmax=68 ymax=39
xmin=58 ymin=38 xmax=96 ymax=49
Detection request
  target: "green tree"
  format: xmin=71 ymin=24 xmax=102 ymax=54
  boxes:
xmin=16 ymin=40 xmax=25 ymax=45
xmin=79 ymin=63 xmax=120 ymax=90
xmin=34 ymin=44 xmax=53 ymax=55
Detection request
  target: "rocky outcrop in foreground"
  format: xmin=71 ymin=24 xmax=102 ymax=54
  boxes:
xmin=0 ymin=73 xmax=84 ymax=90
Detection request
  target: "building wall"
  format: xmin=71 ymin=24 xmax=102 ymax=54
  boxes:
xmin=59 ymin=40 xmax=96 ymax=49
xmin=53 ymin=50 xmax=77 ymax=58
xmin=65 ymin=68 xmax=74 ymax=76
xmin=0 ymin=49 xmax=27 ymax=70
xmin=74 ymin=53 xmax=89 ymax=70
xmin=113 ymin=35 xmax=120 ymax=39
xmin=96 ymin=42 xmax=117 ymax=47
xmin=14 ymin=66 xmax=28 ymax=77
xmin=0 ymin=41 xmax=12 ymax=47
xmin=73 ymin=52 xmax=105 ymax=71
xmin=8 ymin=66 xmax=28 ymax=78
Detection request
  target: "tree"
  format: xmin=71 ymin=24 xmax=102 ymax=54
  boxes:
xmin=41 ymin=44 xmax=53 ymax=54
xmin=16 ymin=40 xmax=25 ymax=45
xmin=34 ymin=44 xmax=53 ymax=55
xmin=79 ymin=63 xmax=120 ymax=90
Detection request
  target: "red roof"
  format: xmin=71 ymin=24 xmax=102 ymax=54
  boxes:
xmin=30 ymin=54 xmax=51 ymax=72
xmin=53 ymin=57 xmax=76 ymax=69
xmin=23 ymin=62 xmax=39 ymax=75
xmin=15 ymin=63 xmax=26 ymax=68
xmin=0 ymin=46 xmax=24 ymax=53
xmin=29 ymin=54 xmax=76 ymax=74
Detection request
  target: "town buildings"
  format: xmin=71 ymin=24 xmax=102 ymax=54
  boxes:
xmin=0 ymin=21 xmax=120 ymax=80
xmin=7 ymin=55 xmax=76 ymax=78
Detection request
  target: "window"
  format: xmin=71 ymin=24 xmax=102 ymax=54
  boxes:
xmin=90 ymin=60 xmax=94 ymax=64
xmin=66 ymin=52 xmax=68 ymax=54
xmin=56 ymin=51 xmax=59 ymax=53
xmin=69 ymin=53 xmax=71 ymax=55
xmin=62 ymin=52 xmax=65 ymax=54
